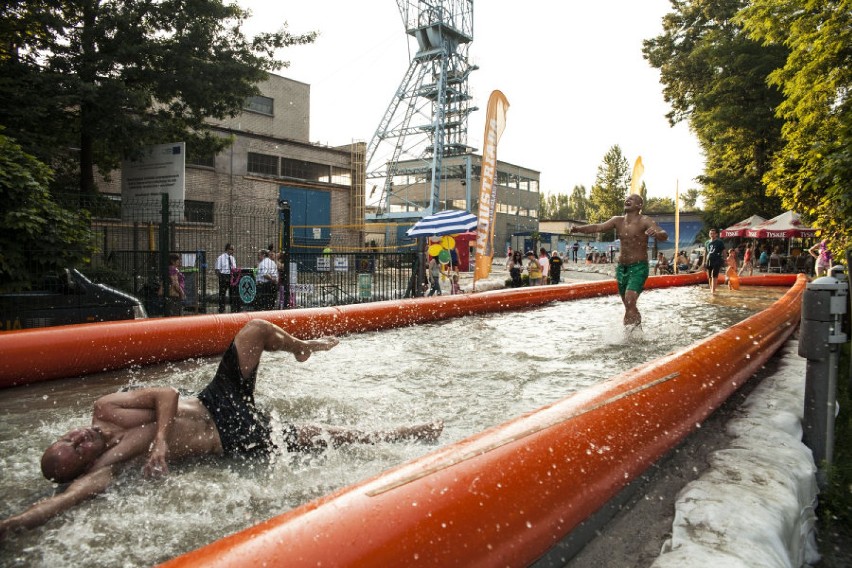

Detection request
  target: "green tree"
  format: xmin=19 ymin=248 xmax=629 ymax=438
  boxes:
xmin=679 ymin=188 xmax=701 ymax=211
xmin=567 ymin=184 xmax=589 ymax=220
xmin=644 ymin=197 xmax=677 ymax=213
xmin=0 ymin=132 xmax=94 ymax=291
xmin=539 ymin=192 xmax=572 ymax=219
xmin=588 ymin=145 xmax=630 ymax=239
xmin=738 ymin=0 xmax=852 ymax=254
xmin=0 ymin=0 xmax=316 ymax=194
xmin=643 ymin=0 xmax=786 ymax=230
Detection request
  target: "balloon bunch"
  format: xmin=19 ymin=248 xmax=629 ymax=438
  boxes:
xmin=427 ymin=235 xmax=456 ymax=267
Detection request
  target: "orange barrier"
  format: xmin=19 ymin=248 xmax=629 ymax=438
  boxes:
xmin=161 ymin=274 xmax=805 ymax=567
xmin=0 ymin=273 xmax=796 ymax=390
xmin=3 ymin=270 xmax=781 ymax=389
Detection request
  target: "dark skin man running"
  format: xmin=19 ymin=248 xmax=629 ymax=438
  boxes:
xmin=568 ymin=194 xmax=668 ymax=327
xmin=0 ymin=319 xmax=442 ymax=537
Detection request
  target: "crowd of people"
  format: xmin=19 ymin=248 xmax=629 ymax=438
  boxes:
xmin=505 ymin=247 xmax=566 ymax=287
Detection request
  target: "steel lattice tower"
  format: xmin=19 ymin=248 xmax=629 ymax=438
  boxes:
xmin=366 ymin=0 xmax=476 ymax=219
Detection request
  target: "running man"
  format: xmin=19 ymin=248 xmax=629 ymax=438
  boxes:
xmin=0 ymin=319 xmax=442 ymax=536
xmin=569 ymin=194 xmax=668 ymax=327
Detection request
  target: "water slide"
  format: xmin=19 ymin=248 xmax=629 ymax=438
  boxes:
xmin=0 ymin=273 xmax=803 ymax=566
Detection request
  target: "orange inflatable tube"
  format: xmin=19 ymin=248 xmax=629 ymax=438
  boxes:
xmin=161 ymin=275 xmax=805 ymax=567
xmin=0 ymin=272 xmax=795 ymax=389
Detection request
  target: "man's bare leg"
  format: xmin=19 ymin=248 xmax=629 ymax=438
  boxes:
xmin=622 ymin=290 xmax=642 ymax=327
xmin=289 ymin=421 xmax=444 ymax=451
xmin=233 ymin=319 xmax=339 ymax=377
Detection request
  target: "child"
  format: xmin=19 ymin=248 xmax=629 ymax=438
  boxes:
xmin=725 ymin=249 xmax=740 ymax=290
xmin=450 ymin=271 xmax=461 ymax=295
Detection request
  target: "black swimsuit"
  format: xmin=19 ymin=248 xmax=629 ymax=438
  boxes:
xmin=197 ymin=342 xmax=299 ymax=458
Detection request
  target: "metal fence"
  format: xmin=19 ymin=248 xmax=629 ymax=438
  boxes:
xmin=23 ymin=194 xmax=419 ymax=316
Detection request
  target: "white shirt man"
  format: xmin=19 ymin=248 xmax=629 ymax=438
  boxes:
xmin=215 ymin=245 xmax=236 ymax=313
xmin=215 ymin=246 xmax=236 ymax=276
xmin=256 ymin=251 xmax=279 ymax=311
xmin=256 ymin=252 xmax=278 ymax=284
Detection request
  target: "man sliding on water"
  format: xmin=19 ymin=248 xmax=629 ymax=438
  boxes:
xmin=0 ymin=319 xmax=442 ymax=536
xmin=569 ymin=194 xmax=668 ymax=328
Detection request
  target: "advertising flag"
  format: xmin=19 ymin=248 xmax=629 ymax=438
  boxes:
xmin=473 ymin=91 xmax=510 ymax=285
xmin=630 ymin=156 xmax=644 ymax=195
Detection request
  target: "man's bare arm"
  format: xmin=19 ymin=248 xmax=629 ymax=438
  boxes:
xmin=93 ymin=388 xmax=180 ymax=477
xmin=645 ymin=220 xmax=669 ymax=242
xmin=0 ymin=466 xmax=114 ymax=538
xmin=570 ymin=217 xmax=618 ymax=235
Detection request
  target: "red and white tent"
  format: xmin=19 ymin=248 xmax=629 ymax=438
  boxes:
xmin=720 ymin=215 xmax=766 ymax=238
xmin=745 ymin=211 xmax=817 ymax=239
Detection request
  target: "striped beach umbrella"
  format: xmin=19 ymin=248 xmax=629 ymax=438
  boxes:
xmin=406 ymin=210 xmax=478 ymax=237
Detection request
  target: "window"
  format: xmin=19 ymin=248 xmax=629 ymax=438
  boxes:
xmin=330 ymin=166 xmax=351 ymax=185
xmin=185 ymin=200 xmax=214 ymax=223
xmin=247 ymin=152 xmax=279 ymax=176
xmin=281 ymin=158 xmax=331 ymax=182
xmin=244 ymin=95 xmax=274 ymax=115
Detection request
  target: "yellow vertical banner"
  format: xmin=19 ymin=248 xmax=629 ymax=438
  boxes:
xmin=473 ymin=90 xmax=510 ymax=286
xmin=630 ymin=156 xmax=644 ymax=195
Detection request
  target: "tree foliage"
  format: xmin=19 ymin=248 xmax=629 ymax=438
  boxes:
xmin=644 ymin=197 xmax=677 ymax=213
xmin=0 ymin=132 xmax=94 ymax=291
xmin=643 ymin=0 xmax=786 ymax=230
xmin=0 ymin=0 xmax=316 ymax=193
xmin=679 ymin=188 xmax=701 ymax=211
xmin=738 ymin=0 xmax=852 ymax=254
xmin=568 ymin=185 xmax=589 ymax=220
xmin=539 ymin=185 xmax=590 ymax=221
xmin=588 ymin=145 xmax=630 ymax=239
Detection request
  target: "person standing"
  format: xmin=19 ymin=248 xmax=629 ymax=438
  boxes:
xmin=164 ymin=253 xmax=185 ymax=317
xmin=569 ymin=194 xmax=668 ymax=327
xmin=427 ymin=256 xmax=442 ymax=296
xmin=256 ymin=250 xmax=278 ymax=310
xmin=809 ymin=240 xmax=833 ymax=277
xmin=215 ymin=244 xmax=237 ymax=314
xmin=538 ymin=248 xmax=550 ymax=284
xmin=507 ymin=250 xmax=523 ymax=288
xmin=572 ymin=241 xmax=579 ymax=263
xmin=725 ymin=248 xmax=739 ymax=289
xmin=739 ymin=243 xmax=755 ymax=276
xmin=526 ymin=251 xmax=543 ymax=286
xmin=701 ymin=229 xmax=726 ymax=294
xmin=549 ymin=250 xmax=563 ymax=284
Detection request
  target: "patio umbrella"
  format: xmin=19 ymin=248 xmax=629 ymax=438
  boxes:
xmin=745 ymin=211 xmax=817 ymax=239
xmin=406 ymin=210 xmax=478 ymax=237
xmin=720 ymin=215 xmax=766 ymax=238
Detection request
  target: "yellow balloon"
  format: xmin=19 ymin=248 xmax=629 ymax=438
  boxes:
xmin=428 ymin=244 xmax=443 ymax=257
xmin=441 ymin=236 xmax=456 ymax=250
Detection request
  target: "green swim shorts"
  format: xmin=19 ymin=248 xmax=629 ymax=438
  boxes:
xmin=616 ymin=261 xmax=649 ymax=298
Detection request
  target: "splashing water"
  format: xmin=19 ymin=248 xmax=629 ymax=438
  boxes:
xmin=0 ymin=285 xmax=785 ymax=567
